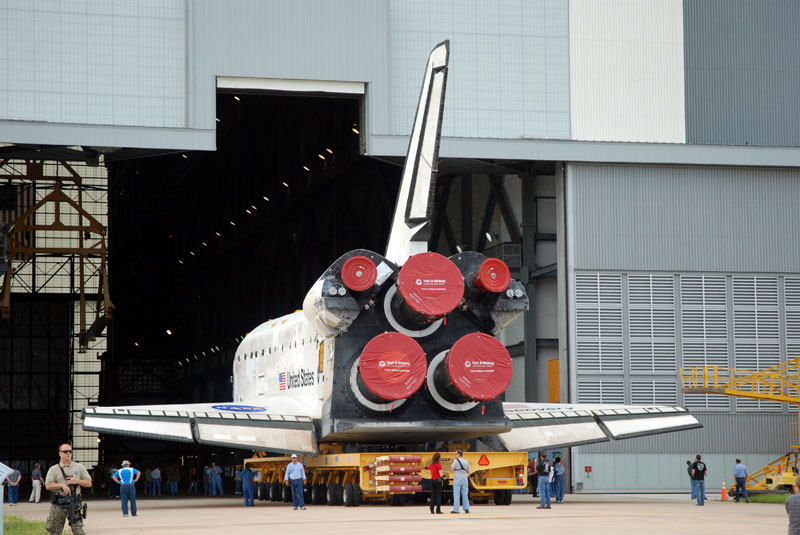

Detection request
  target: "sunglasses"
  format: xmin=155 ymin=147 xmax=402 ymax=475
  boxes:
xmin=60 ymin=450 xmax=72 ymax=454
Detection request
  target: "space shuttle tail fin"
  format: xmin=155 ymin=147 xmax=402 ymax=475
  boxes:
xmin=384 ymin=40 xmax=450 ymax=266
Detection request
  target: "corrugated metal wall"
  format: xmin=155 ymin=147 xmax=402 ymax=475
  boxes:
xmin=569 ymin=0 xmax=685 ymax=143
xmin=569 ymin=164 xmax=800 ymax=273
xmin=684 ymin=0 xmax=800 ymax=147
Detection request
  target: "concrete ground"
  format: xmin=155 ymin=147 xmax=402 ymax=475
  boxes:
xmin=4 ymin=492 xmax=787 ymax=535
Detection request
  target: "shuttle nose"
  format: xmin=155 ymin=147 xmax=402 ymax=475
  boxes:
xmin=357 ymin=332 xmax=428 ymax=402
xmin=395 ymin=251 xmax=464 ymax=319
xmin=432 ymin=333 xmax=513 ymax=402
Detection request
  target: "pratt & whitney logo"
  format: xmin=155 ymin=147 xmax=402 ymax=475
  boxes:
xmin=278 ymin=368 xmax=315 ymax=391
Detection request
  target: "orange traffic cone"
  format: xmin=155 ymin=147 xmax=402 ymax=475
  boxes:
xmin=721 ymin=480 xmax=728 ymax=501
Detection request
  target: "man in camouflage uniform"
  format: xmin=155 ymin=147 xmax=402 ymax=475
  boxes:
xmin=44 ymin=443 xmax=92 ymax=535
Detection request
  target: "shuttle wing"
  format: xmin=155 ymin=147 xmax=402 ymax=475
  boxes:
xmin=83 ymin=402 xmax=318 ymax=455
xmin=496 ymin=403 xmax=701 ymax=452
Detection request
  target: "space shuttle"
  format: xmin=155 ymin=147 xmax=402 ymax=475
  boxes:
xmin=83 ymin=41 xmax=701 ymax=455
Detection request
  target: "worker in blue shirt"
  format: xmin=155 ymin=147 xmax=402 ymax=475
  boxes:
xmin=211 ymin=462 xmax=224 ymax=496
xmin=733 ymin=459 xmax=749 ymax=503
xmin=112 ymin=460 xmax=141 ymax=517
xmin=241 ymin=466 xmax=255 ymax=506
xmin=284 ymin=454 xmax=307 ymax=510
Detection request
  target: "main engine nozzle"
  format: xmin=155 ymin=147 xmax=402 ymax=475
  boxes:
xmin=351 ymin=332 xmax=428 ymax=410
xmin=431 ymin=333 xmax=512 ymax=405
xmin=387 ymin=252 xmax=464 ymax=333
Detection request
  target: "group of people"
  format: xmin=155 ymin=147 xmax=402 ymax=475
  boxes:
xmin=427 ymin=449 xmax=471 ymax=514
xmin=526 ymin=452 xmax=567 ymax=508
xmin=2 ymin=462 xmax=46 ymax=506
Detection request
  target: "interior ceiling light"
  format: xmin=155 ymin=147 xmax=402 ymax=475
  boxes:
xmin=317 ymin=154 xmax=325 ymax=160
xmin=352 ymin=126 xmax=360 ymax=134
xmin=245 ymin=209 xmax=252 ymax=214
xmin=215 ymin=117 xmax=220 ymax=123
xmin=201 ymin=242 xmax=207 ymax=246
xmin=234 ymin=95 xmax=240 ymax=101
xmin=181 ymin=154 xmax=188 ymax=159
xmin=302 ymin=165 xmax=310 ymax=171
xmin=134 ymin=342 xmax=139 ymax=347
xmin=485 ymin=232 xmax=493 ymax=242
xmin=189 ymin=251 xmax=195 ymax=256
xmin=456 ymin=245 xmax=463 ymax=253
xmin=262 ymin=196 xmax=269 ymax=202
xmin=251 ymin=205 xmax=257 ymax=210
xmin=215 ymin=231 xmax=221 ymax=237
xmin=229 ymin=221 xmax=236 ymax=226
xmin=282 ymin=181 xmax=289 ymax=188
xmin=178 ymin=259 xmax=184 ymax=264
xmin=326 ymin=148 xmax=333 ymax=154
xmin=166 ymin=329 xmax=173 ymax=335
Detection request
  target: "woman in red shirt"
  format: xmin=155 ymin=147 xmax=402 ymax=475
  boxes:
xmin=429 ymin=452 xmax=443 ymax=514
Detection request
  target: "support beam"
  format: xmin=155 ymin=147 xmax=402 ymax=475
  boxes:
xmin=521 ymin=170 xmax=537 ymax=402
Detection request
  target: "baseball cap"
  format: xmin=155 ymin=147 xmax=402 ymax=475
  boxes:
xmin=122 ymin=460 xmax=131 ymax=466
xmin=291 ymin=454 xmax=297 ymax=458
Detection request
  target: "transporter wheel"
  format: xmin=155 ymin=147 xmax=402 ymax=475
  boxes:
xmin=268 ymin=482 xmax=277 ymax=502
xmin=327 ymin=484 xmax=337 ymax=506
xmin=303 ymin=485 xmax=312 ymax=505
xmin=312 ymin=483 xmax=326 ymax=505
xmin=343 ymin=483 xmax=355 ymax=507
xmin=282 ymin=484 xmax=292 ymax=502
xmin=493 ymin=489 xmax=506 ymax=505
xmin=335 ymin=483 xmax=345 ymax=505
xmin=353 ymin=484 xmax=362 ymax=506
xmin=257 ymin=483 xmax=267 ymax=501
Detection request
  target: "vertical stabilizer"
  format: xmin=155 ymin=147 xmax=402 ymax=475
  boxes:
xmin=384 ymin=40 xmax=449 ymax=266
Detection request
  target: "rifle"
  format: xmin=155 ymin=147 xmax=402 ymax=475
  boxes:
xmin=56 ymin=466 xmax=88 ymax=526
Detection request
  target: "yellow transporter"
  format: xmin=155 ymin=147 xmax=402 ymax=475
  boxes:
xmin=244 ymin=445 xmax=527 ymax=506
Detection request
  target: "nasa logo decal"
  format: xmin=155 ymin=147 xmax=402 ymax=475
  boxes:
xmin=211 ymin=404 xmax=267 ymax=413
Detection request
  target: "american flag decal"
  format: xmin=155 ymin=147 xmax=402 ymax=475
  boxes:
xmin=278 ymin=372 xmax=286 ymax=391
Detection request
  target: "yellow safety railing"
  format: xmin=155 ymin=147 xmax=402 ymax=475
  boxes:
xmin=680 ymin=358 xmax=800 ymax=405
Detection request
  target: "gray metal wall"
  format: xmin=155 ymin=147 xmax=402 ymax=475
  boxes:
xmin=573 ymin=413 xmax=791 ymax=492
xmin=569 ymin=164 xmax=800 ymax=273
xmin=684 ymin=0 xmax=800 ymax=147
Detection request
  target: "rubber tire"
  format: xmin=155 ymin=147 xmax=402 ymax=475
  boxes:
xmin=303 ymin=485 xmax=312 ymax=505
xmin=257 ymin=482 xmax=267 ymax=501
xmin=312 ymin=483 xmax=326 ymax=505
xmin=283 ymin=484 xmax=292 ymax=502
xmin=335 ymin=483 xmax=344 ymax=505
xmin=353 ymin=484 xmax=362 ymax=506
xmin=327 ymin=484 xmax=337 ymax=506
xmin=504 ymin=490 xmax=513 ymax=505
xmin=343 ymin=483 xmax=355 ymax=507
xmin=493 ymin=489 xmax=508 ymax=505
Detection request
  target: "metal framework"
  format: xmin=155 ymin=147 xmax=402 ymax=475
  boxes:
xmin=681 ymin=359 xmax=800 ymax=491
xmin=0 ymin=159 xmax=113 ymax=350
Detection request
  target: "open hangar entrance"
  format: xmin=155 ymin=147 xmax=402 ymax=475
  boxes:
xmin=99 ymin=86 xmax=561 ymax=468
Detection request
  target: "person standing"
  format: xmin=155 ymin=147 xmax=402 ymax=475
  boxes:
xmin=211 ymin=462 xmax=224 ymax=496
xmin=29 ymin=463 xmax=45 ymax=503
xmin=690 ymin=454 xmax=707 ymax=506
xmin=112 ymin=460 xmax=141 ymax=517
xmin=284 ymin=454 xmax=307 ymax=510
xmin=553 ymin=457 xmax=566 ymax=503
xmin=732 ymin=459 xmax=749 ymax=503
xmin=44 ymin=443 xmax=92 ymax=535
xmin=428 ymin=452 xmax=443 ymax=514
xmin=187 ymin=467 xmax=198 ymax=495
xmin=527 ymin=457 xmax=538 ymax=497
xmin=241 ymin=465 xmax=255 ymax=506
xmin=235 ymin=466 xmax=243 ymax=495
xmin=787 ymin=475 xmax=800 ymax=534
xmin=536 ymin=451 xmax=552 ymax=509
xmin=151 ymin=466 xmax=162 ymax=497
xmin=686 ymin=460 xmax=694 ymax=500
xmin=5 ymin=466 xmax=21 ymax=506
xmin=450 ymin=449 xmax=470 ymax=514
